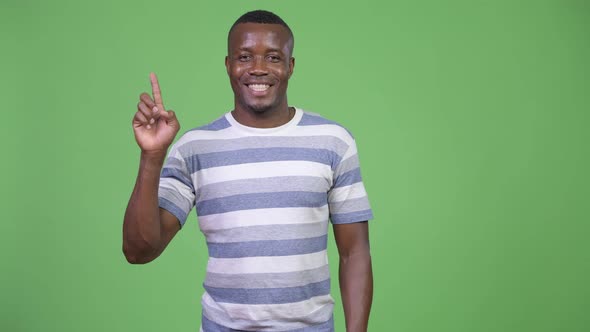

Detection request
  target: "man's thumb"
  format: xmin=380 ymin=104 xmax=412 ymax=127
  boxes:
xmin=160 ymin=110 xmax=177 ymax=122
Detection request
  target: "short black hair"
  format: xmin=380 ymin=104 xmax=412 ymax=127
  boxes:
xmin=228 ymin=10 xmax=294 ymax=48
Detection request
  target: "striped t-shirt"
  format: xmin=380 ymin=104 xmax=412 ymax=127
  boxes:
xmin=158 ymin=107 xmax=373 ymax=331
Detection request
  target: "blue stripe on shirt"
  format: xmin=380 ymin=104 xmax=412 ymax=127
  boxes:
xmin=207 ymin=235 xmax=328 ymax=258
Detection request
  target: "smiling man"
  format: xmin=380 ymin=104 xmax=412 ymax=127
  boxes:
xmin=123 ymin=10 xmax=373 ymax=332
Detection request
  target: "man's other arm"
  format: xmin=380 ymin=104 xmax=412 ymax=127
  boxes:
xmin=333 ymin=221 xmax=373 ymax=332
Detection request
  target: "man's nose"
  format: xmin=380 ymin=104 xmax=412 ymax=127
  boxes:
xmin=248 ymin=56 xmax=268 ymax=76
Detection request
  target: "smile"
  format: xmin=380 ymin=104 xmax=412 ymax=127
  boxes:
xmin=247 ymin=84 xmax=271 ymax=92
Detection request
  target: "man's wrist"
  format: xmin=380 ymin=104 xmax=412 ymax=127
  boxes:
xmin=140 ymin=150 xmax=167 ymax=171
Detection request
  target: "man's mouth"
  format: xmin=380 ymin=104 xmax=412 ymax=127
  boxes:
xmin=247 ymin=84 xmax=271 ymax=92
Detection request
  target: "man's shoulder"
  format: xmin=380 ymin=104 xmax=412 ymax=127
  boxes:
xmin=189 ymin=113 xmax=232 ymax=132
xmin=297 ymin=109 xmax=355 ymax=140
xmin=172 ymin=113 xmax=233 ymax=146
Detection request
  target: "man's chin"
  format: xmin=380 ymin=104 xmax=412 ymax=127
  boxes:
xmin=246 ymin=103 xmax=273 ymax=113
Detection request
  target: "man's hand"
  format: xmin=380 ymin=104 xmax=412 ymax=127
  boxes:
xmin=133 ymin=72 xmax=180 ymax=154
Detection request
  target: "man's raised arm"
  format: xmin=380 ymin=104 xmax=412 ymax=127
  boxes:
xmin=122 ymin=73 xmax=181 ymax=264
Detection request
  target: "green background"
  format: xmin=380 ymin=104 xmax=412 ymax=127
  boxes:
xmin=2 ymin=0 xmax=589 ymax=331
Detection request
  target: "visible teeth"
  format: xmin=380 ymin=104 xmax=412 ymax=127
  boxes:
xmin=249 ymin=84 xmax=270 ymax=91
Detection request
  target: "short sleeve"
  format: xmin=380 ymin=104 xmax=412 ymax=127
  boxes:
xmin=158 ymin=141 xmax=196 ymax=227
xmin=328 ymin=139 xmax=374 ymax=224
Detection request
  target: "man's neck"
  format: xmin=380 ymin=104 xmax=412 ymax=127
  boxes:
xmin=231 ymin=105 xmax=294 ymax=128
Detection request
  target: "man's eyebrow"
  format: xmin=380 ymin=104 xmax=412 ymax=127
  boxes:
xmin=265 ymin=48 xmax=283 ymax=53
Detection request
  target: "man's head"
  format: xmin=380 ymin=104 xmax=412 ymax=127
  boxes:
xmin=226 ymin=10 xmax=295 ymax=113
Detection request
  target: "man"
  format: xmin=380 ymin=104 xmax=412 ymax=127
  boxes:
xmin=123 ymin=10 xmax=373 ymax=332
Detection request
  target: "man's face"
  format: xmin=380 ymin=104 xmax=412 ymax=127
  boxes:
xmin=226 ymin=23 xmax=294 ymax=113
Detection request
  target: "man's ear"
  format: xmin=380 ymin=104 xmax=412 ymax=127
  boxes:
xmin=225 ymin=56 xmax=230 ymax=75
xmin=288 ymin=57 xmax=295 ymax=78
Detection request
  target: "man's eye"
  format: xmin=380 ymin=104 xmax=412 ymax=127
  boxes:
xmin=267 ymin=55 xmax=280 ymax=62
xmin=238 ymin=55 xmax=251 ymax=61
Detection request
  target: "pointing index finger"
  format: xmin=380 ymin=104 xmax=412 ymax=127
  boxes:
xmin=150 ymin=72 xmax=164 ymax=107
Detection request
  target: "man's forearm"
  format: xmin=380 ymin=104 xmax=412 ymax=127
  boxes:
xmin=339 ymin=249 xmax=373 ymax=332
xmin=122 ymin=151 xmax=166 ymax=263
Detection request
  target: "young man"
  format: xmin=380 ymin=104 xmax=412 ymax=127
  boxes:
xmin=123 ymin=10 xmax=373 ymax=332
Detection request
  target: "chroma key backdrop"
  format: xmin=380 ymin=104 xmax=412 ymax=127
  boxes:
xmin=1 ymin=1 xmax=588 ymax=331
